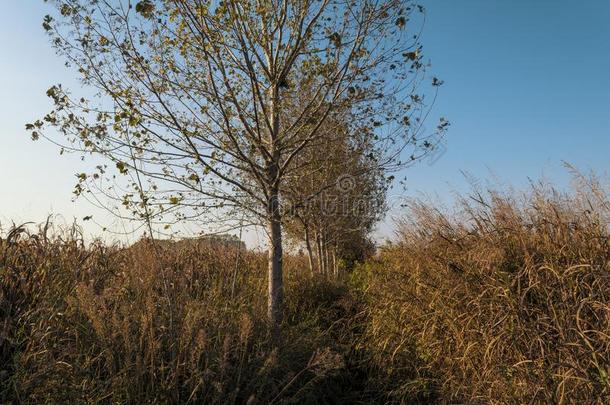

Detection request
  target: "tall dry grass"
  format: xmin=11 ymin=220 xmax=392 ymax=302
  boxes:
xmin=0 ymin=226 xmax=351 ymax=403
xmin=355 ymin=172 xmax=610 ymax=403
xmin=4 ymin=171 xmax=610 ymax=404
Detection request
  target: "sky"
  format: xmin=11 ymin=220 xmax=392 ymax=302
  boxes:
xmin=1 ymin=1 xmax=609 ymax=247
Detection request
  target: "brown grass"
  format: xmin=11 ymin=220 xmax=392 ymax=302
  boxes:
xmin=355 ymin=172 xmax=610 ymax=403
xmin=3 ymin=171 xmax=610 ymax=403
xmin=0 ymin=227 xmax=351 ymax=403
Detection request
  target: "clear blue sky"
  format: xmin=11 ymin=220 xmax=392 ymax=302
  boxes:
xmin=1 ymin=1 xmax=609 ymax=245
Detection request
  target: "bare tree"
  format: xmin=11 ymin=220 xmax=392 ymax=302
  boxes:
xmin=29 ymin=0 xmax=447 ymax=339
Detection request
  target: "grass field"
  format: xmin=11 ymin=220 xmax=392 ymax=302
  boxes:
xmin=2 ymin=174 xmax=609 ymax=403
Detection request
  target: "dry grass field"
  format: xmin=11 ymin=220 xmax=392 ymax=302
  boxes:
xmin=356 ymin=173 xmax=610 ymax=403
xmin=2 ymin=173 xmax=609 ymax=403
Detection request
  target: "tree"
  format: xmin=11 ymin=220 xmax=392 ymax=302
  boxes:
xmin=30 ymin=0 xmax=447 ymax=340
xmin=282 ymin=108 xmax=388 ymax=276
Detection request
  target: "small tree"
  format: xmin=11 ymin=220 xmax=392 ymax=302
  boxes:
xmin=30 ymin=0 xmax=447 ymax=339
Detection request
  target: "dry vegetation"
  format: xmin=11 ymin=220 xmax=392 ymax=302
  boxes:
xmin=0 ymin=229 xmax=357 ymax=403
xmin=356 ymin=172 xmax=610 ymax=403
xmin=2 ymin=173 xmax=610 ymax=404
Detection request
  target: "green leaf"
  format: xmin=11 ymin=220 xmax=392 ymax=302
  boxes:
xmin=128 ymin=115 xmax=141 ymax=126
xmin=432 ymin=77 xmax=444 ymax=87
xmin=403 ymin=51 xmax=418 ymax=61
xmin=116 ymin=161 xmax=128 ymax=174
xmin=60 ymin=4 xmax=72 ymax=16
xmin=46 ymin=86 xmax=57 ymax=98
xmin=42 ymin=15 xmax=53 ymax=31
xmin=135 ymin=1 xmax=155 ymax=18
xmin=329 ymin=32 xmax=341 ymax=47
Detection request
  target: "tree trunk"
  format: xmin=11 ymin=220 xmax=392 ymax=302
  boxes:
xmin=323 ymin=234 xmax=330 ymax=277
xmin=266 ymin=83 xmax=283 ymax=343
xmin=267 ymin=189 xmax=283 ymax=343
xmin=316 ymin=231 xmax=324 ymax=275
xmin=304 ymin=225 xmax=315 ymax=276
xmin=332 ymin=248 xmax=337 ymax=277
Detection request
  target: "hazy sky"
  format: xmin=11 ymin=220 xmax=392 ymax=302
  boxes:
xmin=1 ymin=1 xmax=609 ymax=247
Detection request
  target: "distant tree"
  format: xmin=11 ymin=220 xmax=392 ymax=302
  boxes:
xmin=30 ymin=0 xmax=447 ymax=340
xmin=282 ymin=107 xmax=387 ymax=276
